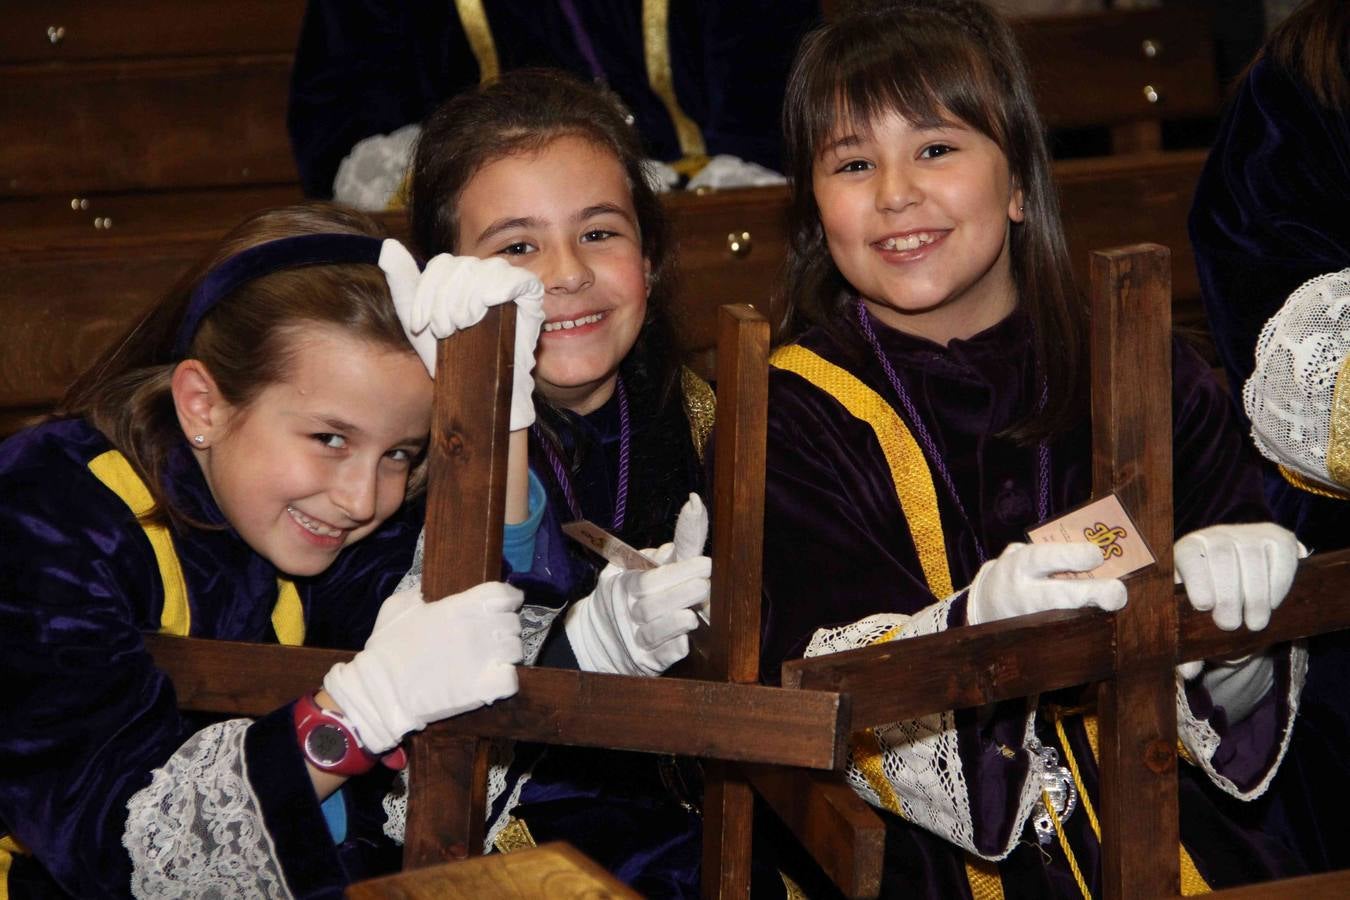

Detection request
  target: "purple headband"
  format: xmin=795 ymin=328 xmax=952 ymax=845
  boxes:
xmin=172 ymin=233 xmax=388 ymax=356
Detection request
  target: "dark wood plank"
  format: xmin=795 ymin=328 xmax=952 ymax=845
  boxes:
xmin=697 ymin=305 xmax=771 ymax=899
xmin=1090 ymin=245 xmax=1178 ymax=900
xmin=745 ymin=766 xmax=885 ymax=900
xmin=145 ymin=636 xmax=848 ymax=770
xmin=1013 ymin=4 xmax=1219 ymax=132
xmin=345 ymin=842 xmax=641 ymax=899
xmin=403 ymin=309 xmax=515 ymax=867
xmin=0 ymin=57 xmax=296 ymax=195
xmin=1183 ymin=870 xmax=1350 ymax=900
xmin=2 ymin=1 xmax=306 ymax=62
xmin=781 ymin=607 xmax=1115 ymax=726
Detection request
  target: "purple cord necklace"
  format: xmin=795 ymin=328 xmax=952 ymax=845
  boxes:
xmin=534 ymin=375 xmax=632 ymax=531
xmin=854 ymin=299 xmax=1049 ymax=564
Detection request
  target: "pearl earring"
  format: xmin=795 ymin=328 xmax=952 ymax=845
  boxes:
xmin=193 ymin=434 xmax=205 ymax=445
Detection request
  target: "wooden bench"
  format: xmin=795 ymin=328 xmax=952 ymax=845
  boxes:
xmin=0 ymin=150 xmax=1212 ymax=438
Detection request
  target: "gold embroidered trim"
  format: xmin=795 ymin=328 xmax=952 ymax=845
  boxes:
xmin=454 ymin=0 xmax=500 ymax=85
xmin=0 ymin=833 xmax=27 ymax=900
xmin=1326 ymin=353 xmax=1350 ymax=489
xmin=272 ymin=579 xmax=305 ymax=647
xmin=964 ymin=854 xmax=1005 ymax=900
xmin=492 ymin=816 xmax=538 ymax=854
xmin=680 ymin=365 xmax=717 ymax=462
xmin=88 ymin=451 xmax=190 ymax=637
xmin=642 ymin=0 xmax=708 ymax=171
xmin=770 ymin=345 xmax=954 ymax=595
xmin=780 ymin=870 xmax=809 ymax=900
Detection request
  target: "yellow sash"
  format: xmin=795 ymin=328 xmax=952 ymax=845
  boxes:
xmin=86 ymin=450 xmax=304 ymax=644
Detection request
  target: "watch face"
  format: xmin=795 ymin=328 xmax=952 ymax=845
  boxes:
xmin=305 ymin=723 xmax=350 ymax=766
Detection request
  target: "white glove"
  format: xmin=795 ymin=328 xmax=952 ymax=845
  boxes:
xmin=379 ymin=241 xmax=546 ymax=430
xmin=323 ymin=581 xmax=524 ymax=753
xmin=966 ymin=542 xmax=1127 ymax=626
xmin=1173 ymin=522 xmax=1304 ymax=679
xmin=565 ymin=494 xmax=711 ymax=676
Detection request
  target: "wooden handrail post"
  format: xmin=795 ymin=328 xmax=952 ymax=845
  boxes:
xmin=403 ymin=305 xmax=515 ymax=867
xmin=1090 ymin=244 xmax=1179 ymax=899
xmin=700 ymin=304 xmax=770 ymax=900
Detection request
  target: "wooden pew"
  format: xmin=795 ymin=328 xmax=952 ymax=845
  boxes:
xmin=1012 ymin=3 xmax=1221 ymax=154
xmin=0 ymin=150 xmax=1213 ymax=437
xmin=780 ymin=244 xmax=1350 ymax=899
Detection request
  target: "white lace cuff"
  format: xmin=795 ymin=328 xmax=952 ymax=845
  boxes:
xmin=1177 ymin=642 xmax=1308 ymax=799
xmin=804 ymin=599 xmax=1040 ymax=859
xmin=124 ymin=720 xmax=291 ymax=899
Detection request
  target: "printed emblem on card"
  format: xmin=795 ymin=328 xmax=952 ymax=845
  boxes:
xmin=562 ymin=520 xmax=657 ymax=571
xmin=1025 ymin=493 xmax=1156 ymax=580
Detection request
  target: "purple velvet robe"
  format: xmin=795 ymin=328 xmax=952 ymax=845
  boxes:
xmin=512 ymin=369 xmax=712 ymax=897
xmin=0 ymin=418 xmax=564 ymax=898
xmin=1189 ymin=53 xmax=1350 ymax=872
xmin=287 ymin=0 xmax=821 ymax=197
xmin=761 ymin=313 xmax=1304 ymax=897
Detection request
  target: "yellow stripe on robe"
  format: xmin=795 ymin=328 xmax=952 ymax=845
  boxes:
xmin=89 ymin=450 xmax=305 ymax=645
xmin=88 ymin=451 xmax=190 ymax=636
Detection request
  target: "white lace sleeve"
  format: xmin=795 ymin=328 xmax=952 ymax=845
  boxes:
xmin=123 ymin=720 xmax=291 ymax=899
xmin=381 ymin=738 xmax=533 ymax=854
xmin=1177 ymin=642 xmax=1308 ymax=799
xmin=804 ymin=599 xmax=1040 ymax=860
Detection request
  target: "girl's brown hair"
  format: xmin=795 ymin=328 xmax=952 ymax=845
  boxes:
xmin=59 ymin=202 xmax=422 ymax=527
xmin=780 ymin=0 xmax=1085 ymax=443
xmin=408 ymin=67 xmax=682 ymax=409
xmin=1264 ymin=0 xmax=1350 ymax=112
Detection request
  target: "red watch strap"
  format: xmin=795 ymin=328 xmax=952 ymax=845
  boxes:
xmin=293 ymin=693 xmax=378 ymax=776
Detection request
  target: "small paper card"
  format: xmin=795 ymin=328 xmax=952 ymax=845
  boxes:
xmin=561 ymin=520 xmax=657 ymax=572
xmin=1025 ymin=492 xmax=1156 ymax=580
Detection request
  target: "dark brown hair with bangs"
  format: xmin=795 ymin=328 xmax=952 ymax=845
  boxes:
xmin=409 ymin=68 xmax=682 ymax=409
xmin=780 ymin=0 xmax=1086 ymax=443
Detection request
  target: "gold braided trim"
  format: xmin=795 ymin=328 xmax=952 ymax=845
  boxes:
xmin=964 ymin=854 xmax=1006 ymax=900
xmin=1045 ymin=788 xmax=1093 ymax=900
xmin=1062 ymin=713 xmax=1212 ymax=896
xmin=492 ymin=816 xmax=538 ymax=854
xmin=780 ymin=870 xmax=809 ymax=900
xmin=0 ymin=834 xmax=26 ymax=900
xmin=770 ymin=345 xmax=954 ymax=595
xmin=680 ymin=365 xmax=717 ymax=462
xmin=454 ymin=0 xmax=500 ymax=85
xmin=88 ymin=451 xmax=190 ymax=636
xmin=272 ymin=579 xmax=305 ymax=647
xmin=642 ymin=0 xmax=708 ymax=172
xmin=1326 ymin=353 xmax=1350 ymax=489
xmin=1277 ymin=465 xmax=1350 ymax=500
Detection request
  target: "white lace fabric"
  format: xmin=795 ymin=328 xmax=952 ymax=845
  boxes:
xmin=1244 ymin=268 xmax=1350 ymax=491
xmin=1176 ymin=642 xmax=1308 ymax=799
xmin=804 ymin=600 xmax=1040 ymax=859
xmin=124 ymin=720 xmax=292 ymax=899
xmin=381 ymin=739 xmax=531 ymax=854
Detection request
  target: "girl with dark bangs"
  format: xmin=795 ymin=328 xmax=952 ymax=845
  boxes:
xmin=762 ymin=2 xmax=1307 ymax=896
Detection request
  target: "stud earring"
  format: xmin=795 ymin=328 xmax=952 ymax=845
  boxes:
xmin=193 ymin=434 xmax=205 ymax=445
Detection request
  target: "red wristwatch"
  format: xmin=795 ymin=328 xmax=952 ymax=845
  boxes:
xmin=292 ymin=693 xmax=407 ymax=777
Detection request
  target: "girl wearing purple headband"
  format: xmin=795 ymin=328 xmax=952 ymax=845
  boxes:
xmin=0 ymin=201 xmax=559 ymax=895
